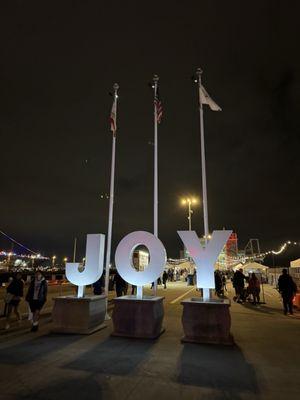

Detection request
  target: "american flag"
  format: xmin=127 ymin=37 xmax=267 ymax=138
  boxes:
xmin=154 ymin=89 xmax=163 ymax=124
xmin=109 ymin=98 xmax=117 ymax=134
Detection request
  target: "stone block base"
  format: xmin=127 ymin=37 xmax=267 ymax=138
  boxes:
xmin=181 ymin=297 xmax=233 ymax=345
xmin=52 ymin=295 xmax=107 ymax=334
xmin=112 ymin=295 xmax=165 ymax=339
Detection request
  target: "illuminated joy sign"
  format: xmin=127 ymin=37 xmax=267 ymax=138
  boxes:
xmin=178 ymin=230 xmax=232 ymax=288
xmin=115 ymin=231 xmax=166 ymax=298
xmin=66 ymin=234 xmax=105 ymax=297
xmin=66 ymin=230 xmax=231 ymax=298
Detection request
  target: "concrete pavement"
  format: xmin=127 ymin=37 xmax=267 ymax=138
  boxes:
xmin=0 ymin=281 xmax=299 ymax=400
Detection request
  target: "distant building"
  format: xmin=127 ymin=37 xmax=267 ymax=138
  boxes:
xmin=216 ymin=232 xmax=239 ymax=270
xmin=181 ymin=231 xmax=239 ymax=270
xmin=132 ymin=250 xmax=149 ymax=271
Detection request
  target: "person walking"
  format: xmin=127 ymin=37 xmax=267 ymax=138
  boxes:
xmin=5 ymin=272 xmax=24 ymax=330
xmin=278 ymin=269 xmax=297 ymax=315
xmin=113 ymin=271 xmax=128 ymax=297
xmin=248 ymin=272 xmax=261 ymax=305
xmin=3 ymin=276 xmax=13 ymax=317
xmin=222 ymin=274 xmax=227 ymax=292
xmin=93 ymin=272 xmax=105 ymax=295
xmin=131 ymin=285 xmax=136 ymax=295
xmin=26 ymin=270 xmax=48 ymax=332
xmin=233 ymin=268 xmax=246 ymax=303
xmin=214 ymin=270 xmax=223 ymax=297
xmin=168 ymin=268 xmax=174 ymax=282
xmin=162 ymin=270 xmax=168 ymax=289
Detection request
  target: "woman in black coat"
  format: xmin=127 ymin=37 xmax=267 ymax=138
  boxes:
xmin=5 ymin=272 xmax=24 ymax=330
xmin=26 ymin=270 xmax=48 ymax=331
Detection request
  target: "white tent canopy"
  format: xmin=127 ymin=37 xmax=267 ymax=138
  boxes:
xmin=290 ymin=258 xmax=300 ymax=268
xmin=233 ymin=262 xmax=269 ymax=274
xmin=232 ymin=263 xmax=244 ymax=271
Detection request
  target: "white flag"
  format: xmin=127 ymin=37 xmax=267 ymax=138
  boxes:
xmin=200 ymin=85 xmax=222 ymax=111
xmin=109 ymin=99 xmax=117 ymax=133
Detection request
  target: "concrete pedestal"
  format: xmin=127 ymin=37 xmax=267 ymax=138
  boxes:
xmin=181 ymin=297 xmax=233 ymax=345
xmin=52 ymin=295 xmax=107 ymax=334
xmin=112 ymin=295 xmax=165 ymax=339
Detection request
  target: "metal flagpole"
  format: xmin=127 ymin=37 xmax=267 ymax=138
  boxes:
xmin=104 ymin=83 xmax=119 ymax=319
xmin=196 ymin=68 xmax=210 ymax=301
xmin=73 ymin=237 xmax=77 ymax=262
xmin=188 ymin=200 xmax=192 ymax=231
xmin=153 ymin=74 xmax=159 ymax=295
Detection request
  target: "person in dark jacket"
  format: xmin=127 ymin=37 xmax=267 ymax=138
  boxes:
xmin=233 ymin=269 xmax=246 ymax=303
xmin=248 ymin=272 xmax=261 ymax=305
xmin=26 ymin=270 xmax=48 ymax=331
xmin=278 ymin=269 xmax=297 ymax=315
xmin=5 ymin=273 xmax=24 ymax=330
xmin=214 ymin=270 xmax=223 ymax=296
xmin=222 ymin=274 xmax=227 ymax=292
xmin=93 ymin=273 xmax=105 ymax=295
xmin=162 ymin=271 xmax=168 ymax=289
xmin=131 ymin=285 xmax=137 ymax=295
xmin=113 ymin=272 xmax=128 ymax=297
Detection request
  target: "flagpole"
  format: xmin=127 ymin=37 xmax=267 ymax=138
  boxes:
xmin=196 ymin=68 xmax=210 ymax=301
xmin=153 ymin=74 xmax=159 ymax=296
xmin=104 ymin=83 xmax=119 ymax=318
xmin=73 ymin=237 xmax=77 ymax=262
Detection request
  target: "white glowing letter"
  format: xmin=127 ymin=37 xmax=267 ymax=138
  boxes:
xmin=66 ymin=234 xmax=105 ymax=297
xmin=177 ymin=230 xmax=232 ymax=289
xmin=115 ymin=231 xmax=166 ymax=297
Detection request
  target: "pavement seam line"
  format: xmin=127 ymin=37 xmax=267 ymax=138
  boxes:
xmin=170 ymin=287 xmax=196 ymax=304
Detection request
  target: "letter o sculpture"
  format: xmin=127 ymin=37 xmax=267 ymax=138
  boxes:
xmin=115 ymin=231 xmax=166 ymax=286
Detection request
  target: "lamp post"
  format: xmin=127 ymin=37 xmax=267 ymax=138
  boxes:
xmin=181 ymin=197 xmax=198 ymax=231
xmin=52 ymin=255 xmax=56 ymax=269
xmin=271 ymin=252 xmax=277 ymax=286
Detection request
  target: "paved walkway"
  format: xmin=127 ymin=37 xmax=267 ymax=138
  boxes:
xmin=0 ymin=282 xmax=299 ymax=400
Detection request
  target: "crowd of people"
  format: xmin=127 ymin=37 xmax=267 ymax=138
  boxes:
xmin=2 ymin=266 xmax=298 ymax=331
xmin=108 ymin=267 xmax=192 ymax=297
xmin=231 ymin=267 xmax=297 ymax=314
xmin=232 ymin=269 xmax=261 ymax=305
xmin=4 ymin=270 xmax=48 ymax=331
xmin=99 ymin=267 xmax=298 ymax=316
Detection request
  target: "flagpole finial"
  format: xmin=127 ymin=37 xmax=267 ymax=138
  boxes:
xmin=196 ymin=68 xmax=203 ymax=76
xmin=153 ymin=74 xmax=159 ymax=84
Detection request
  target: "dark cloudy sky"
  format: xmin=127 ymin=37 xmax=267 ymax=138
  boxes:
xmin=0 ymin=0 xmax=300 ymax=260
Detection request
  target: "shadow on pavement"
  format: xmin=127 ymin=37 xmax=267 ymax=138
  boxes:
xmin=0 ymin=333 xmax=83 ymax=365
xmin=239 ymin=302 xmax=291 ymax=317
xmin=23 ymin=376 xmax=104 ymax=400
xmin=64 ymin=336 xmax=155 ymax=375
xmin=177 ymin=343 xmax=259 ymax=399
xmin=240 ymin=302 xmax=273 ymax=314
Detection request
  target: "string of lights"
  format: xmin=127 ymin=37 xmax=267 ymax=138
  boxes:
xmin=264 ymin=240 xmax=299 ymax=256
xmin=0 ymin=250 xmax=48 ymax=260
xmin=224 ymin=238 xmax=300 ymax=261
xmin=0 ymin=229 xmax=41 ymax=256
xmin=0 ymin=230 xmax=48 ymax=260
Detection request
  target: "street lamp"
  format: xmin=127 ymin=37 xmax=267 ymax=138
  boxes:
xmin=181 ymin=197 xmax=198 ymax=231
xmin=52 ymin=255 xmax=56 ymax=268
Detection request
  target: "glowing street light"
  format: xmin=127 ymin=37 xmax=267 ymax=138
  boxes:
xmin=52 ymin=255 xmax=56 ymax=268
xmin=181 ymin=197 xmax=199 ymax=231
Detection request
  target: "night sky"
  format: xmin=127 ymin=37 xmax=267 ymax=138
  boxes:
xmin=1 ymin=1 xmax=300 ymax=261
